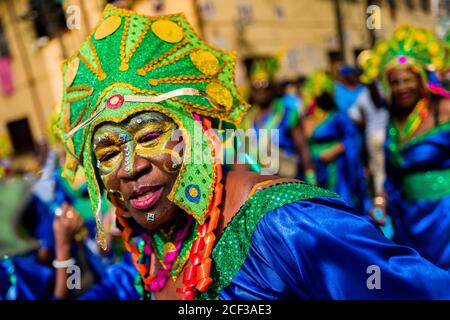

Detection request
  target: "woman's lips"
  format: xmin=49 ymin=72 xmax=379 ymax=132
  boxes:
xmin=129 ymin=186 xmax=164 ymax=211
xmin=398 ymin=93 xmax=413 ymax=103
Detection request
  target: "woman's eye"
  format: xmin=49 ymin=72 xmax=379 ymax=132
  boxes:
xmin=138 ymin=131 xmax=162 ymax=143
xmin=99 ymin=151 xmax=119 ymax=162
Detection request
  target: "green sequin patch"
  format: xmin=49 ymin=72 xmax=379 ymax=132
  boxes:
xmin=198 ymin=182 xmax=339 ymax=300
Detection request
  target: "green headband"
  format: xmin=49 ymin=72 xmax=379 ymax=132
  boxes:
xmin=56 ymin=5 xmax=249 ymax=249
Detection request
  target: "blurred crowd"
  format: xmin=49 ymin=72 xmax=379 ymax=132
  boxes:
xmin=1 ymin=22 xmax=449 ymax=299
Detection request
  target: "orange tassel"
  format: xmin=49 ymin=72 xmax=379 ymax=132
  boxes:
xmin=196 ymin=258 xmax=212 ymax=282
xmin=196 ymin=277 xmax=213 ymax=292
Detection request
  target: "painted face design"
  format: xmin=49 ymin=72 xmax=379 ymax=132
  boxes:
xmin=92 ymin=111 xmax=185 ymax=231
xmin=93 ymin=112 xmax=179 ymax=178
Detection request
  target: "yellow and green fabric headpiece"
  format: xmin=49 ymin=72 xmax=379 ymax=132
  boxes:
xmin=56 ymin=5 xmax=249 ymax=249
xmin=249 ymin=56 xmax=280 ymax=84
xmin=361 ymin=25 xmax=446 ymax=90
xmin=301 ymin=70 xmax=334 ymax=111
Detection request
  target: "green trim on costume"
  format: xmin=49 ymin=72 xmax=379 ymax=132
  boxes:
xmin=402 ymin=120 xmax=450 ymax=149
xmin=309 ymin=140 xmax=339 ymax=159
xmin=387 ymin=120 xmax=450 ymax=168
xmin=327 ymin=161 xmax=338 ymax=191
xmin=197 ymin=182 xmax=339 ymax=300
xmin=386 ymin=121 xmax=404 ymax=167
xmin=309 ymin=111 xmax=335 ymax=141
xmin=402 ymin=168 xmax=450 ymax=202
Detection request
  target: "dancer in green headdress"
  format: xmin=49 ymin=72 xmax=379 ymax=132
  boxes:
xmin=362 ymin=25 xmax=450 ymax=269
xmin=54 ymin=6 xmax=450 ymax=300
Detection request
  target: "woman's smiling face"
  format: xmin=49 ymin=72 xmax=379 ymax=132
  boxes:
xmin=93 ymin=111 xmax=185 ymax=231
xmin=387 ymin=68 xmax=422 ymax=109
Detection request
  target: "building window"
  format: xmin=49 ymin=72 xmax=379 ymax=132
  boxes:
xmin=105 ymin=0 xmax=134 ymax=8
xmin=388 ymin=0 xmax=397 ymax=20
xmin=28 ymin=0 xmax=67 ymax=40
xmin=405 ymin=0 xmax=415 ymax=10
xmin=420 ymin=0 xmax=430 ymax=12
xmin=0 ymin=18 xmax=10 ymax=57
xmin=7 ymin=118 xmax=35 ymax=154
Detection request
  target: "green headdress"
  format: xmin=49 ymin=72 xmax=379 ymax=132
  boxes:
xmin=249 ymin=56 xmax=280 ymax=85
xmin=56 ymin=5 xmax=249 ymax=249
xmin=301 ymin=70 xmax=334 ymax=111
xmin=361 ymin=25 xmax=446 ymax=89
xmin=445 ymin=30 xmax=450 ymax=72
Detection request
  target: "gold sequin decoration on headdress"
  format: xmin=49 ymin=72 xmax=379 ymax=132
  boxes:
xmin=94 ymin=15 xmax=122 ymax=40
xmin=190 ymin=49 xmax=220 ymax=76
xmin=205 ymin=82 xmax=233 ymax=110
xmin=151 ymin=20 xmax=184 ymax=43
xmin=64 ymin=57 xmax=80 ymax=87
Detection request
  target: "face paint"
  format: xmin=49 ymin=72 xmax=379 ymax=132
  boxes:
xmin=93 ymin=127 xmax=130 ymax=175
xmin=93 ymin=112 xmax=181 ymax=181
xmin=123 ymin=141 xmax=135 ymax=175
xmin=160 ymin=148 xmax=182 ymax=173
xmin=108 ymin=189 xmax=125 ymax=202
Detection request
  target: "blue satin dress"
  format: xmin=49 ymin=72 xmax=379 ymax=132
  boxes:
xmin=197 ymin=183 xmax=450 ymax=300
xmin=78 ymin=253 xmax=140 ymax=300
xmin=308 ymin=111 xmax=370 ymax=212
xmin=0 ymin=255 xmax=54 ymax=300
xmin=243 ymin=99 xmax=299 ymax=156
xmin=0 ymin=167 xmax=131 ymax=300
xmin=385 ymin=121 xmax=450 ymax=270
xmin=0 ymin=252 xmax=139 ymax=300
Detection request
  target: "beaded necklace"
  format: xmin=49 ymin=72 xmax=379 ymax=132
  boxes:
xmin=144 ymin=215 xmax=197 ymax=287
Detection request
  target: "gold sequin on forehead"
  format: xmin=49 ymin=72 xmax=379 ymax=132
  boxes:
xmin=65 ymin=57 xmax=80 ymax=87
xmin=151 ymin=20 xmax=184 ymax=43
xmin=205 ymin=82 xmax=233 ymax=110
xmin=94 ymin=15 xmax=122 ymax=40
xmin=190 ymin=49 xmax=220 ymax=76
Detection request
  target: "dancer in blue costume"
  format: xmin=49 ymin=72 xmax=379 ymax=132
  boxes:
xmin=242 ymin=57 xmax=307 ymax=178
xmin=51 ymin=207 xmax=139 ymax=300
xmin=32 ymin=143 xmax=123 ymax=285
xmin=0 ymin=177 xmax=54 ymax=300
xmin=0 ymin=158 xmax=138 ymax=300
xmin=54 ymin=6 xmax=449 ymax=300
xmin=363 ymin=26 xmax=450 ymax=269
xmin=301 ymin=71 xmax=370 ymax=212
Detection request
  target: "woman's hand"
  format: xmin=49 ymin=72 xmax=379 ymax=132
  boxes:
xmin=369 ymin=196 xmax=387 ymax=226
xmin=53 ymin=203 xmax=84 ymax=254
xmin=52 ymin=203 xmax=84 ymax=300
